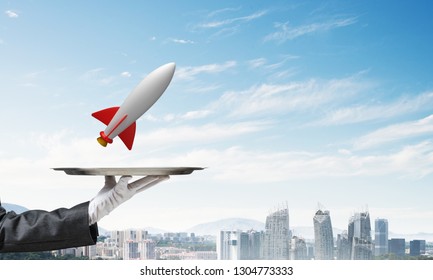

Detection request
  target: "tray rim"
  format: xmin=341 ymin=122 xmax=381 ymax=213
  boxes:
xmin=52 ymin=167 xmax=205 ymax=176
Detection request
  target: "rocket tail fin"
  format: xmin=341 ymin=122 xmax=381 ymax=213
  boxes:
xmin=92 ymin=107 xmax=120 ymax=125
xmin=92 ymin=106 xmax=136 ymax=150
xmin=118 ymin=122 xmax=136 ymax=150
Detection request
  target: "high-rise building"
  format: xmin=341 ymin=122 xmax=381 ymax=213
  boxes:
xmin=138 ymin=240 xmax=156 ymax=259
xmin=348 ymin=211 xmax=373 ymax=260
xmin=313 ymin=209 xmax=334 ymax=260
xmin=420 ymin=240 xmax=426 ymax=255
xmin=263 ymin=206 xmax=291 ymax=260
xmin=290 ymin=236 xmax=308 ymax=260
xmin=374 ymin=218 xmax=388 ymax=256
xmin=336 ymin=232 xmax=351 ymax=260
xmin=123 ymin=240 xmax=156 ymax=260
xmin=124 ymin=229 xmax=149 ymax=241
xmin=112 ymin=229 xmax=153 ymax=260
xmin=388 ymin=238 xmax=405 ymax=256
xmin=409 ymin=240 xmax=425 ymax=256
xmin=239 ymin=230 xmax=262 ymax=260
xmin=217 ymin=230 xmax=263 ymax=260
xmin=124 ymin=240 xmax=140 ymax=260
xmin=217 ymin=230 xmax=239 ymax=260
xmin=110 ymin=230 xmax=125 ymax=247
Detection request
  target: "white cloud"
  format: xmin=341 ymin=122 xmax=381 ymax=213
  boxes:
xmin=0 ymin=122 xmax=270 ymax=186
xmin=128 ymin=141 xmax=433 ymax=183
xmin=264 ymin=17 xmax=357 ymax=43
xmin=389 ymin=141 xmax=433 ymax=178
xmin=144 ymin=109 xmax=214 ymax=122
xmin=180 ymin=110 xmax=212 ymax=120
xmin=248 ymin=58 xmax=267 ymax=69
xmin=163 ymin=114 xmax=176 ymax=122
xmin=175 ymin=61 xmax=237 ymax=80
xmin=134 ymin=121 xmax=270 ymax=148
xmin=198 ymin=10 xmax=267 ymax=29
xmin=212 ymin=75 xmax=367 ymax=118
xmin=80 ymin=68 xmax=116 ymax=86
xmin=7 ymin=135 xmax=433 ymax=185
xmin=142 ymin=113 xmax=159 ymax=122
xmin=318 ymin=91 xmax=433 ymax=126
xmin=354 ymin=114 xmax=433 ymax=150
xmin=206 ymin=7 xmax=242 ymax=18
xmin=268 ymin=55 xmax=300 ymax=70
xmin=187 ymin=84 xmax=221 ymax=93
xmin=2 ymin=128 xmax=433 ymax=220
xmin=5 ymin=10 xmax=19 ymax=18
xmin=169 ymin=38 xmax=195 ymax=44
xmin=194 ymin=8 xmax=267 ymax=40
xmin=247 ymin=56 xmax=300 ymax=74
xmin=207 ymin=26 xmax=240 ymax=40
xmin=80 ymin=68 xmax=105 ymax=79
xmin=120 ymin=71 xmax=132 ymax=78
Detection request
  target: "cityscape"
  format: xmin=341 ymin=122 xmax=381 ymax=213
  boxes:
xmin=3 ymin=204 xmax=429 ymax=260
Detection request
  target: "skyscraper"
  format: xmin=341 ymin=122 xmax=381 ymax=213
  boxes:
xmin=217 ymin=230 xmax=239 ymax=260
xmin=388 ymin=238 xmax=405 ymax=257
xmin=290 ymin=236 xmax=308 ymax=260
xmin=409 ymin=240 xmax=425 ymax=256
xmin=239 ymin=230 xmax=262 ymax=260
xmin=217 ymin=230 xmax=263 ymax=260
xmin=313 ymin=209 xmax=334 ymax=260
xmin=348 ymin=211 xmax=373 ymax=260
xmin=263 ymin=206 xmax=291 ymax=260
xmin=336 ymin=232 xmax=351 ymax=260
xmin=374 ymin=218 xmax=388 ymax=256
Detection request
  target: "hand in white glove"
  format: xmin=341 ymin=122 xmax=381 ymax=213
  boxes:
xmin=88 ymin=175 xmax=169 ymax=225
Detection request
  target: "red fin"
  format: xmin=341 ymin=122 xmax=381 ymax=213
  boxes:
xmin=92 ymin=107 xmax=120 ymax=125
xmin=119 ymin=122 xmax=136 ymax=150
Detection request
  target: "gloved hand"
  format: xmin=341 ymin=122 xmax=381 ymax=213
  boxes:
xmin=88 ymin=175 xmax=169 ymax=225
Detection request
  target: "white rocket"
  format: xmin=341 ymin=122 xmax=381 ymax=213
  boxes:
xmin=92 ymin=62 xmax=176 ymax=150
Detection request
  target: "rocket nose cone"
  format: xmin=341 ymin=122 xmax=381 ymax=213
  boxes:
xmin=167 ymin=62 xmax=176 ymax=71
xmin=162 ymin=62 xmax=176 ymax=78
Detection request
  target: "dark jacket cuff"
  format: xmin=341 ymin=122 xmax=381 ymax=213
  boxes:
xmin=0 ymin=201 xmax=99 ymax=253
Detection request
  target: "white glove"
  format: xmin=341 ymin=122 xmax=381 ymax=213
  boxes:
xmin=88 ymin=175 xmax=169 ymax=225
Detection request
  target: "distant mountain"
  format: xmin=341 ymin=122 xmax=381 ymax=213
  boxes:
xmin=186 ymin=218 xmax=265 ymax=236
xmin=2 ymin=203 xmax=28 ymax=214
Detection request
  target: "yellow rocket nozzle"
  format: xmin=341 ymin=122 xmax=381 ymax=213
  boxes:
xmin=97 ymin=137 xmax=108 ymax=147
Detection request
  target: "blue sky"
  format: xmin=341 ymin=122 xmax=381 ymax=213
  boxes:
xmin=1 ymin=1 xmax=433 ymax=235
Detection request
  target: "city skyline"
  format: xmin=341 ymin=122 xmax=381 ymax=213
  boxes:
xmin=4 ymin=201 xmax=431 ymax=260
xmin=5 ymin=200 xmax=430 ymax=239
xmin=96 ymin=204 xmax=433 ymax=244
xmin=69 ymin=208 xmax=431 ymax=260
xmin=1 ymin=1 xmax=433 ymax=235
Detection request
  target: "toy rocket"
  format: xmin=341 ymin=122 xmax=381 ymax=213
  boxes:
xmin=92 ymin=62 xmax=175 ymax=150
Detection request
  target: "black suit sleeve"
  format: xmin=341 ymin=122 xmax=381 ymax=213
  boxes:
xmin=0 ymin=202 xmax=98 ymax=253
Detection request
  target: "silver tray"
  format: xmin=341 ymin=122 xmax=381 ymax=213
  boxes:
xmin=53 ymin=167 xmax=205 ymax=176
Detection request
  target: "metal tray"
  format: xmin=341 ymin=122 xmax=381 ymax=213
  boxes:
xmin=53 ymin=167 xmax=205 ymax=176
